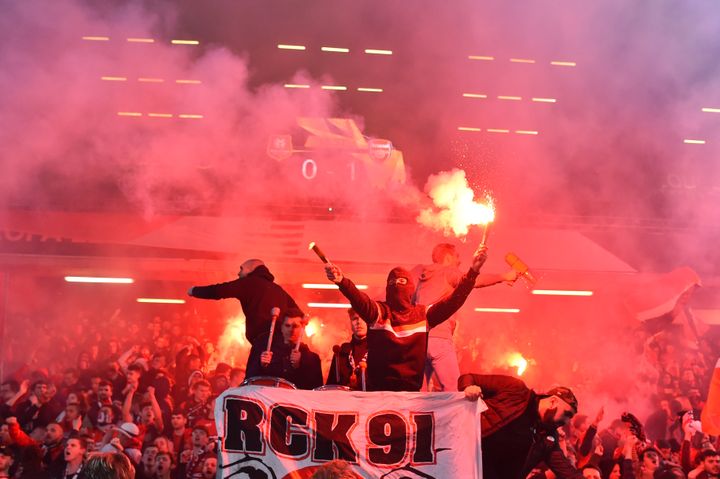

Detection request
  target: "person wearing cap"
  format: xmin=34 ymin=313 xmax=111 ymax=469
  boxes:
xmin=99 ymin=422 xmax=142 ymax=465
xmin=460 ymin=373 xmax=583 ymax=479
xmin=188 ymin=258 xmax=302 ymax=347
xmin=324 ymin=246 xmax=488 ymax=391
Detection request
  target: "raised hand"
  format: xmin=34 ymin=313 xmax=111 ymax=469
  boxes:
xmin=324 ymin=263 xmax=344 ymax=283
xmin=464 ymin=385 xmax=482 ymax=401
xmin=471 ymin=245 xmax=488 ymax=272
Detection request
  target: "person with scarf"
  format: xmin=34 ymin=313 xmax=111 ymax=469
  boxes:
xmin=326 ymin=308 xmax=369 ymax=390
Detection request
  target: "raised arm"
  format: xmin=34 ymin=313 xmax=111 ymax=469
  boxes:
xmin=188 ymin=278 xmax=245 ymax=300
xmin=426 ymin=246 xmax=487 ymax=328
xmin=325 ymin=264 xmax=380 ymax=325
xmin=474 ymin=270 xmax=519 ymax=288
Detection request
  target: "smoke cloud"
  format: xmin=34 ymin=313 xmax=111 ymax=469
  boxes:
xmin=1 ymin=0 xmax=718 ymax=426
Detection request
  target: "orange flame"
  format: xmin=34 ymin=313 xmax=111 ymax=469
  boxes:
xmin=507 ymin=352 xmax=528 ymax=376
xmin=217 ymin=313 xmax=250 ymax=366
xmin=305 ymin=317 xmax=321 ymax=338
xmin=417 ymin=169 xmax=495 ymax=237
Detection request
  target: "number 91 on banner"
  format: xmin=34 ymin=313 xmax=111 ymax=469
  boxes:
xmin=222 ymin=397 xmax=436 ymax=467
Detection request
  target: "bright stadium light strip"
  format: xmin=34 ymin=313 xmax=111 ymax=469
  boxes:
xmin=278 ymin=44 xmax=306 ymax=50
xmin=458 ymin=127 xmax=538 ymax=135
xmin=467 ymin=56 xmax=577 ymax=66
xmin=321 ymin=46 xmax=350 ymax=53
xmin=127 ymin=38 xmax=154 ymax=43
xmin=117 ymin=112 xmax=201 ymax=119
xmin=103 ymin=77 xmax=200 ymax=84
xmin=461 ymin=94 xmax=554 ymax=103
xmin=171 ymin=39 xmax=199 ymax=45
xmin=684 ymin=139 xmax=706 ymax=145
xmin=302 ymin=283 xmax=368 ymax=290
xmin=357 ymin=87 xmax=383 ymax=92
xmin=284 ymin=84 xmax=311 ymax=89
xmin=475 ymin=307 xmax=521 ymax=313
xmin=701 ymin=108 xmax=720 ymax=113
xmin=137 ymin=298 xmax=186 ymax=304
xmin=532 ymin=289 xmax=593 ymax=296
xmin=82 ymin=36 xmax=110 ymax=41
xmin=365 ymin=49 xmax=393 ymax=55
xmin=307 ymin=302 xmax=352 ymax=309
xmin=321 ymin=85 xmax=348 ymax=91
xmin=65 ymin=276 xmax=134 ymax=284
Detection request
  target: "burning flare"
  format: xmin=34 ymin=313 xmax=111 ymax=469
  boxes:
xmin=217 ymin=313 xmax=250 ymax=366
xmin=304 ymin=317 xmax=321 ymax=338
xmin=507 ymin=352 xmax=528 ymax=376
xmin=417 ymin=169 xmax=495 ymax=237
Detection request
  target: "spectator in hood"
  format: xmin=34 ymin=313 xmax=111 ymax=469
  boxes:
xmin=188 ymin=259 xmax=302 ymax=347
xmin=411 ymin=243 xmax=518 ymax=392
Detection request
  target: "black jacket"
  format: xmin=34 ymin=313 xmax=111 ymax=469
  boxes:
xmin=246 ymin=333 xmax=323 ymax=390
xmin=190 ymin=265 xmax=300 ymax=345
xmin=458 ymin=374 xmax=582 ymax=479
xmin=326 ymin=336 xmax=369 ymax=389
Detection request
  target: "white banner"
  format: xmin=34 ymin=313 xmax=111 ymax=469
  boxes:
xmin=214 ymin=386 xmax=486 ymax=479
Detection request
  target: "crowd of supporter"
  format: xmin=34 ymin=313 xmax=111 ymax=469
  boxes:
xmin=0 ymin=309 xmax=229 ymax=478
xmin=1 ymin=303 xmax=720 ymax=478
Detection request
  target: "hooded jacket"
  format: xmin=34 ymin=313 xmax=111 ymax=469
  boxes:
xmin=326 ymin=335 xmax=369 ymax=389
xmin=411 ymin=263 xmax=463 ymax=340
xmin=337 ymin=266 xmax=479 ymax=391
xmin=190 ymin=265 xmax=300 ymax=345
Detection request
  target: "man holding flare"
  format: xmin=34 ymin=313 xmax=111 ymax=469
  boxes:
xmin=321 ymin=243 xmax=489 ymax=392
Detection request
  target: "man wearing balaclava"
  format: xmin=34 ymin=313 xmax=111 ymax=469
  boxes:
xmin=324 ymin=246 xmax=488 ymax=391
xmin=461 ymin=374 xmax=582 ymax=479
